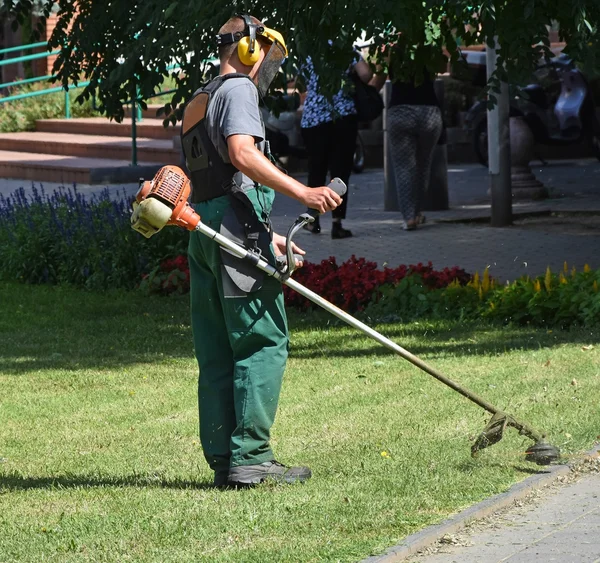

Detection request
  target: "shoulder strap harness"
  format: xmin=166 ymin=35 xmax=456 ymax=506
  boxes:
xmin=180 ymin=73 xmax=269 ymax=254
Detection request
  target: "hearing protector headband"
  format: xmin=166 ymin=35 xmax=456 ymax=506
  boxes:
xmin=216 ymin=14 xmax=288 ymax=66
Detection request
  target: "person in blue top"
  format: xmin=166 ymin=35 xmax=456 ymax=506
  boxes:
xmin=300 ymin=52 xmax=372 ymax=238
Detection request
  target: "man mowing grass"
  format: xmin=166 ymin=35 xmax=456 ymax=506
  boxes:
xmin=181 ymin=14 xmax=341 ymax=488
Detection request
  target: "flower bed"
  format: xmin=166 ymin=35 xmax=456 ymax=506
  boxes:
xmin=0 ymin=187 xmax=188 ymax=290
xmin=2 ymin=188 xmax=598 ymax=329
xmin=367 ymin=263 xmax=600 ymax=328
xmin=144 ymin=254 xmax=600 ymax=328
xmin=282 ymin=255 xmax=471 ymax=312
xmin=143 ymin=253 xmax=471 ymax=308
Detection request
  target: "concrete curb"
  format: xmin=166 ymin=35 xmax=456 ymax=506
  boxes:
xmin=362 ymin=445 xmax=600 ymax=563
xmin=88 ymin=164 xmax=163 ymax=184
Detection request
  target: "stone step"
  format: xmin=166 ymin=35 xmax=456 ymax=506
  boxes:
xmin=0 ymin=131 xmax=180 ymax=164
xmin=35 ymin=117 xmax=179 ymax=140
xmin=0 ymin=150 xmax=164 ymax=184
xmin=123 ymin=103 xmax=174 ymax=120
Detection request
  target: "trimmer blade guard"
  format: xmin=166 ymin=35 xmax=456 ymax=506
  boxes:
xmin=471 ymin=412 xmax=508 ymax=457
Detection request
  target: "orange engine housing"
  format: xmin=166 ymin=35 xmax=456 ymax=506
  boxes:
xmin=136 ymin=165 xmax=200 ymax=231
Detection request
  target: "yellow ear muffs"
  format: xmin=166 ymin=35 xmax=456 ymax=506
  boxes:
xmin=238 ymin=36 xmax=261 ymax=66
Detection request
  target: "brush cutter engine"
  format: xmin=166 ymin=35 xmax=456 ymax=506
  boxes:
xmin=131 ymin=165 xmax=200 ymax=238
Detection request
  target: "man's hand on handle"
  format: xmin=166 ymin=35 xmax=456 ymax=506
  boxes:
xmin=272 ymin=232 xmax=305 ymax=268
xmin=300 ymin=186 xmax=342 ymax=215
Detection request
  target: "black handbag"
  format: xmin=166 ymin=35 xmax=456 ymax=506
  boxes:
xmin=351 ymin=73 xmax=384 ymax=122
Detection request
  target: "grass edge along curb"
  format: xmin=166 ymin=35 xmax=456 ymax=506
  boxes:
xmin=363 ymin=443 xmax=600 ymax=563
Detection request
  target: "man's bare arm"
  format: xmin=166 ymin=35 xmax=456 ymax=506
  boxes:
xmin=227 ymin=134 xmax=341 ymax=214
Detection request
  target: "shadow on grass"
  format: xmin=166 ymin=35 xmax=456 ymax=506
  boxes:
xmin=0 ymin=471 xmax=215 ymax=492
xmin=288 ymin=319 xmax=598 ymax=361
xmin=0 ymin=463 xmax=551 ymax=495
xmin=455 ymin=459 xmax=553 ymax=476
xmin=0 ymin=282 xmax=597 ymax=374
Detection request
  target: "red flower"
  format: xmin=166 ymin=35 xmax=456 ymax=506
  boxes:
xmin=143 ymin=254 xmax=473 ymax=309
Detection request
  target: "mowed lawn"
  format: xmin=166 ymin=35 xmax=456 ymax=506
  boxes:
xmin=1 ymin=282 xmax=598 ymax=562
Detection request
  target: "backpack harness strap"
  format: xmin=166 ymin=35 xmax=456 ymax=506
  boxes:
xmin=181 ymin=74 xmax=272 ymax=255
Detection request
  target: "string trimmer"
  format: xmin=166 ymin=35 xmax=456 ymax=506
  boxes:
xmin=131 ymin=165 xmax=561 ymax=466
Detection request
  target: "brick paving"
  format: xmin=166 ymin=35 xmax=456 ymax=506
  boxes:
xmin=268 ymin=160 xmax=600 ymax=282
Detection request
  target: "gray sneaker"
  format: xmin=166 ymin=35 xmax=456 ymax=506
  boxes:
xmin=228 ymin=460 xmax=312 ymax=486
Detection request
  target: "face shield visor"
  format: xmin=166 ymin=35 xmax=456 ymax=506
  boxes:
xmin=255 ymin=27 xmax=288 ymax=97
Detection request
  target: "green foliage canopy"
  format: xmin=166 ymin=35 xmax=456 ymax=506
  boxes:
xmin=3 ymin=0 xmax=599 ymax=121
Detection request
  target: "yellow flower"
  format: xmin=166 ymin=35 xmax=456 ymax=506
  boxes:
xmin=534 ymin=279 xmax=542 ymax=292
xmin=544 ymin=266 xmax=552 ymax=292
xmin=563 ymin=261 xmax=568 ymax=273
xmin=559 ymin=273 xmax=567 ymax=285
xmin=478 ymin=286 xmax=483 ymax=300
xmin=482 ymin=267 xmax=490 ymax=293
xmin=584 ymin=264 xmax=591 ymax=273
xmin=571 ymin=266 xmax=577 ymax=279
xmin=472 ymin=271 xmax=480 ymax=290
xmin=381 ymin=451 xmax=390 ymax=458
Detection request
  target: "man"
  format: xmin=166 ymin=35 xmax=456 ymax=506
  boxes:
xmin=181 ymin=14 xmax=341 ymax=488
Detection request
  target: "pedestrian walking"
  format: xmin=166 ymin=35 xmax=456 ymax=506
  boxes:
xmin=372 ymin=49 xmax=443 ymax=230
xmin=300 ymin=49 xmax=373 ymax=238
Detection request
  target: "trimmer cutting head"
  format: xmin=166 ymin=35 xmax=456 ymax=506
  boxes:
xmin=524 ymin=441 xmax=561 ymax=465
xmin=471 ymin=412 xmax=561 ymax=466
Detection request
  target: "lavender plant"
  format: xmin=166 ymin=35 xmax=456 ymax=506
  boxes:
xmin=0 ymin=185 xmax=188 ymax=290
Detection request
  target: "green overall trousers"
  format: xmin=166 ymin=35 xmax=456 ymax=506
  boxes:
xmin=188 ymin=186 xmax=288 ymax=474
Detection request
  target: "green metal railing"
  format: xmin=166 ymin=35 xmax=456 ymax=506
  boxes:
xmin=0 ymin=41 xmax=83 ymax=115
xmin=127 ymin=87 xmax=177 ymax=165
xmin=1 ymin=41 xmax=180 ymax=166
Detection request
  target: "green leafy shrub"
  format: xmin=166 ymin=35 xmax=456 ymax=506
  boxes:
xmin=366 ymin=274 xmax=481 ymax=322
xmin=0 ymin=82 xmax=99 ymax=132
xmin=2 ymin=184 xmax=598 ymax=329
xmin=365 ymin=265 xmax=600 ymax=328
xmin=0 ymin=186 xmax=188 ymax=290
xmin=485 ymin=266 xmax=600 ymax=327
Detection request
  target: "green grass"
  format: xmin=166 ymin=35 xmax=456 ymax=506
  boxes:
xmin=0 ymin=282 xmax=598 ymax=562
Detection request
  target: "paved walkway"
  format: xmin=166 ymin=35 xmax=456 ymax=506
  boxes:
xmin=406 ymin=470 xmax=600 ymax=563
xmin=269 ymin=159 xmax=600 ymax=282
xmin=1 ymin=159 xmax=599 ymax=282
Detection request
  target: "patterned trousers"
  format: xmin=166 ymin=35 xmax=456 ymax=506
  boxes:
xmin=387 ymin=105 xmax=443 ymax=221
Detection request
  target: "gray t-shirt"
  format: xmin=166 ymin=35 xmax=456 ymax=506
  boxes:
xmin=205 ymin=76 xmax=265 ymax=191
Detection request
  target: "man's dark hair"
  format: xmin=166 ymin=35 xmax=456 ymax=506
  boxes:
xmin=218 ymin=15 xmax=264 ymax=61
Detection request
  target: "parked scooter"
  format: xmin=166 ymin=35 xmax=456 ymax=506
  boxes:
xmin=465 ymin=54 xmax=600 ymax=166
